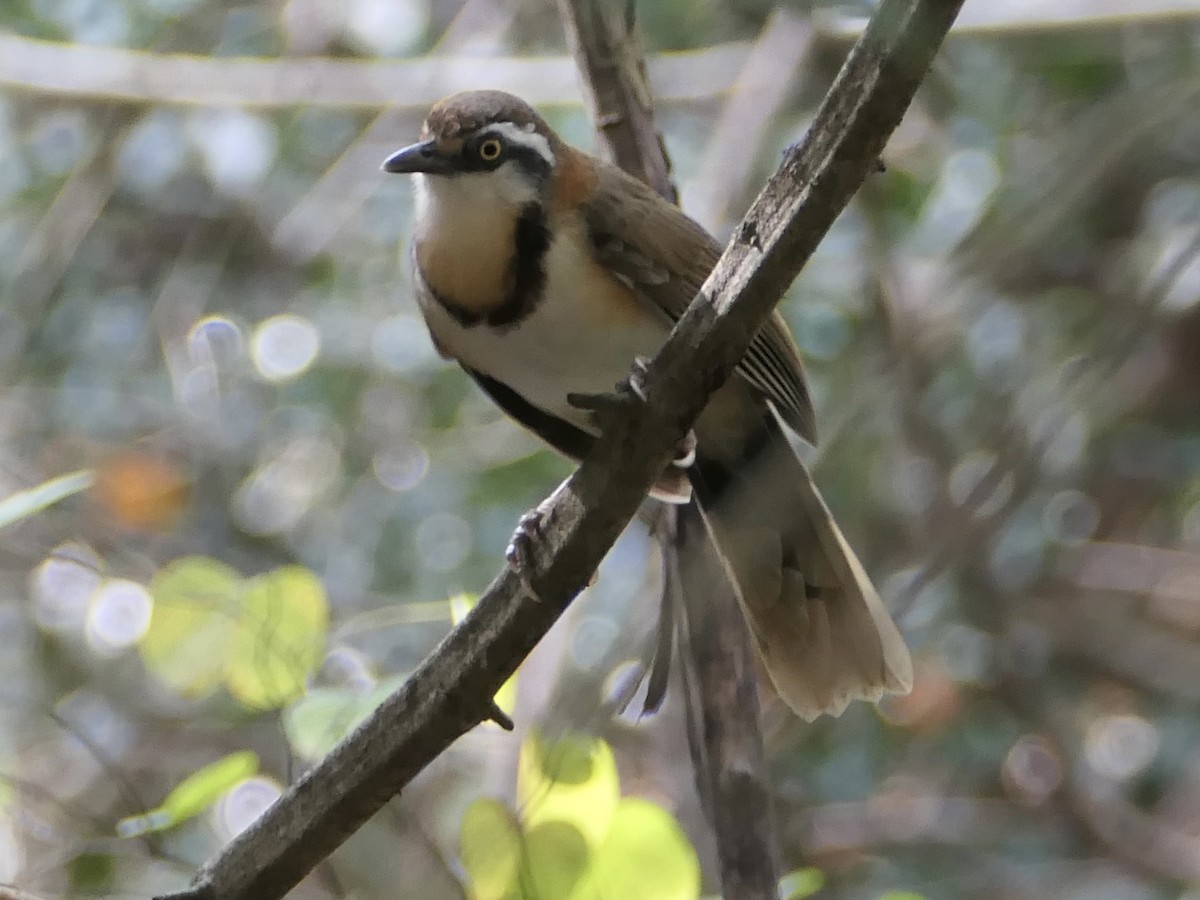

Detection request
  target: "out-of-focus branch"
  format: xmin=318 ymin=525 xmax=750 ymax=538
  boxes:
xmin=556 ymin=0 xmax=676 ymax=202
xmin=155 ymin=1 xmax=963 ymax=896
xmin=687 ymin=9 xmax=814 ymax=233
xmin=0 ymin=887 xmax=50 ymax=900
xmin=555 ymin=3 xmax=782 ymax=896
xmin=673 ymin=507 xmax=781 ymax=898
xmin=0 ymin=32 xmax=749 ymax=108
xmin=4 ymin=5 xmax=1198 ymax=109
xmin=820 ymin=0 xmax=1200 ymax=38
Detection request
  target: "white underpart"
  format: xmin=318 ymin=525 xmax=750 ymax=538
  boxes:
xmin=413 ymin=164 xmax=539 ymax=226
xmin=415 ymin=212 xmax=671 ymax=436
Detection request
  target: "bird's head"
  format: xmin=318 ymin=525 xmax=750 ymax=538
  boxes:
xmin=382 ymin=90 xmax=559 ymax=213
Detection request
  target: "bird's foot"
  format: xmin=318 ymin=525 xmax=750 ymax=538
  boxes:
xmin=568 ymin=356 xmax=695 ymax=498
xmin=506 ymin=508 xmax=547 ymax=601
xmin=567 ymin=356 xmax=653 ymax=424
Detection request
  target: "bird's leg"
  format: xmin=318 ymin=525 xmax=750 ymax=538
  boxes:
xmin=568 ymin=356 xmax=697 ymax=470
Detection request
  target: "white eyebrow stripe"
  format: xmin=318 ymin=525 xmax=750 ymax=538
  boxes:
xmin=486 ymin=121 xmax=554 ymax=167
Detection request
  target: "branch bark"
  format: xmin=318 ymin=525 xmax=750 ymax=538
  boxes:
xmin=157 ymin=1 xmax=964 ymax=896
xmin=673 ymin=505 xmax=782 ymax=898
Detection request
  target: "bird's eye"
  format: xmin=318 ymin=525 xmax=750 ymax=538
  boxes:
xmin=478 ymin=138 xmax=503 ymax=162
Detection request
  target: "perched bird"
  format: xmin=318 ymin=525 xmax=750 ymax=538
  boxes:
xmin=383 ymin=90 xmax=912 ymax=719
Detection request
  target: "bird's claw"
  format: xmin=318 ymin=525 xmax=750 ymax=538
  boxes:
xmin=567 ymin=356 xmax=654 ymax=429
xmin=626 ymin=355 xmax=652 ymax=401
xmin=506 ymin=509 xmax=546 ymax=601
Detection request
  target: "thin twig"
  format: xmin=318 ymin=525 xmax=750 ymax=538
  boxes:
xmin=156 ymin=1 xmax=964 ymax=896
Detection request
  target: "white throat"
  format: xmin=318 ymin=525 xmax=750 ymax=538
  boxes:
xmin=413 ymin=164 xmax=540 ymax=236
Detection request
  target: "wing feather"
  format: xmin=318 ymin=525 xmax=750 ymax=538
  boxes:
xmin=583 ymin=162 xmax=817 ymax=443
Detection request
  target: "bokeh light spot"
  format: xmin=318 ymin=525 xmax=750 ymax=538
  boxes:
xmin=372 ymin=443 xmax=429 ymax=492
xmin=1043 ymin=489 xmax=1099 ymax=545
xmin=252 ymin=315 xmax=321 ymax=382
xmin=343 ymin=0 xmax=429 ymax=56
xmin=188 ymin=316 xmax=245 ymax=369
xmin=213 ymin=776 xmax=282 ymax=841
xmin=187 ymin=108 xmax=278 ymax=196
xmin=87 ymin=579 xmax=153 ymax=655
xmin=116 ymin=111 xmax=186 ymax=194
xmin=1003 ymin=734 xmax=1062 ymax=805
xmin=33 ymin=544 xmax=103 ymax=634
xmin=1085 ymin=714 xmax=1159 ymax=781
xmin=937 ymin=623 xmax=993 ymax=683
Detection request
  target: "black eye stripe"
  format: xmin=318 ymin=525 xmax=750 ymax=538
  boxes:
xmin=443 ymin=130 xmax=552 ymax=179
xmin=509 ymin=145 xmax=551 ymax=180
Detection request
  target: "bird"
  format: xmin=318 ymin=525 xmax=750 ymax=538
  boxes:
xmin=382 ymin=90 xmax=912 ymax=719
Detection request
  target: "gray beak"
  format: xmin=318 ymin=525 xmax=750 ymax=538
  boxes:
xmin=381 ymin=140 xmax=454 ymax=175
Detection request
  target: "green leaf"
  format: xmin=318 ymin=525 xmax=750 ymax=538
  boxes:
xmin=574 ymin=798 xmax=700 ymax=900
xmin=460 ymin=735 xmax=699 ymax=900
xmin=283 ymin=675 xmax=406 ymax=760
xmin=142 ymin=558 xmax=329 ymax=710
xmin=518 ymin=732 xmax=619 ymax=849
xmin=0 ymin=469 xmax=93 ymax=529
xmin=460 ymin=798 xmax=523 ymax=900
xmin=226 ymin=566 xmax=328 ymax=708
xmin=142 ymin=557 xmax=241 ymax=697
xmin=780 ymin=867 xmax=826 ymax=899
xmin=879 ymin=893 xmax=929 ymax=900
xmin=117 ymin=751 xmax=258 ymax=836
xmin=524 ymin=820 xmax=590 ymax=900
xmin=282 ymin=687 xmax=369 ymax=761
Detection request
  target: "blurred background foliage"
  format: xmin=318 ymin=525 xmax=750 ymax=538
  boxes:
xmin=2 ymin=0 xmax=1200 ymax=897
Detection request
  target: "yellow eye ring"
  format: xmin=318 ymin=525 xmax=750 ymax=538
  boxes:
xmin=479 ymin=138 xmax=503 ymax=161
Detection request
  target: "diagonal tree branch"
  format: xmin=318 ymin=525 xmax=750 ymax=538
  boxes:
xmin=156 ymin=1 xmax=964 ymax=897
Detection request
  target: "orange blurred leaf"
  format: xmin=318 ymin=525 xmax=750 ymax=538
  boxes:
xmin=94 ymin=452 xmax=190 ymax=531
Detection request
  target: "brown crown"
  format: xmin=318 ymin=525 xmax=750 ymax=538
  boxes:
xmin=422 ymin=91 xmax=554 ymax=144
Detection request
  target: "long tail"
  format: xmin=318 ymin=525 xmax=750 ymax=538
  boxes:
xmin=689 ymin=417 xmax=912 ymax=720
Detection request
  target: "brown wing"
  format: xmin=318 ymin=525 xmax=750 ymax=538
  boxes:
xmin=582 ymin=159 xmax=817 ymax=444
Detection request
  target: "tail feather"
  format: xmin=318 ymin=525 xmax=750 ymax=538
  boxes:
xmin=689 ymin=418 xmax=912 ymax=720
